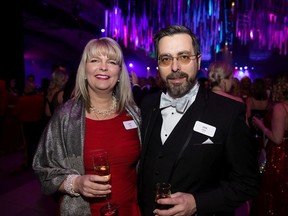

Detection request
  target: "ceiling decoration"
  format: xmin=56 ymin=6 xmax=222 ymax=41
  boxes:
xmin=23 ymin=0 xmax=287 ymax=62
xmin=236 ymin=0 xmax=287 ymax=57
xmin=105 ymin=0 xmax=225 ymax=61
xmin=104 ymin=0 xmax=287 ymax=60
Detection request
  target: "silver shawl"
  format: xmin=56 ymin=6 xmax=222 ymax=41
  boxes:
xmin=32 ymin=98 xmax=141 ymax=215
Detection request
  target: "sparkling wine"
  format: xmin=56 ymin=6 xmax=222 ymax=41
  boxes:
xmin=94 ymin=165 xmax=111 ymax=182
xmin=92 ymin=151 xmax=118 ymax=215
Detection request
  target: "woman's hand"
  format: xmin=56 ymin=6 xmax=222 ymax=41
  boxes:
xmin=74 ymin=174 xmax=111 ymax=197
xmin=252 ymin=116 xmax=264 ymax=131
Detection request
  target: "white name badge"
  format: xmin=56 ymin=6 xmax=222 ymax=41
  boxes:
xmin=123 ymin=120 xmax=137 ymax=130
xmin=193 ymin=121 xmax=216 ymax=137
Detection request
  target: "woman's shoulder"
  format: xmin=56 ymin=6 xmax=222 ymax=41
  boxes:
xmin=54 ymin=98 xmax=83 ymax=114
xmin=273 ymin=102 xmax=288 ymax=113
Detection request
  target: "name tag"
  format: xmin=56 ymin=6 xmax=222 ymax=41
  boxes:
xmin=123 ymin=120 xmax=137 ymax=130
xmin=193 ymin=121 xmax=216 ymax=137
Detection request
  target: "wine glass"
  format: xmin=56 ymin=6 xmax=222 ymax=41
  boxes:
xmin=155 ymin=182 xmax=173 ymax=210
xmin=92 ymin=150 xmax=118 ymax=216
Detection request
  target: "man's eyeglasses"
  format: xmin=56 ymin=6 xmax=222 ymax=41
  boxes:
xmin=158 ymin=54 xmax=199 ymax=67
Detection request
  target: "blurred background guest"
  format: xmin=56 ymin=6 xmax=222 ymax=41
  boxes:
xmin=208 ymin=61 xmax=244 ymax=103
xmin=263 ymin=74 xmax=274 ymax=100
xmin=246 ymin=78 xmax=272 ymax=155
xmin=251 ymin=71 xmax=288 ymax=216
xmin=230 ymin=77 xmax=242 ymax=98
xmin=0 ymin=78 xmax=23 ymax=154
xmin=23 ymin=74 xmax=38 ymax=95
xmin=239 ymin=76 xmax=252 ymax=103
xmin=13 ymin=85 xmax=44 ymax=168
xmin=44 ymin=65 xmax=69 ymax=120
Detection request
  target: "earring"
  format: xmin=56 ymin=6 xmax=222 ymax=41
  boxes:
xmin=117 ymin=79 xmax=120 ymax=82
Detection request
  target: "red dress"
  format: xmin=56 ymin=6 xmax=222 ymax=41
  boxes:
xmin=84 ymin=111 xmax=141 ymax=216
xmin=252 ymin=107 xmax=288 ymax=216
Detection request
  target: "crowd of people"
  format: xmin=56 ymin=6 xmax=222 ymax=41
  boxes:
xmin=0 ymin=24 xmax=287 ymax=216
xmin=0 ymin=65 xmax=70 ymax=166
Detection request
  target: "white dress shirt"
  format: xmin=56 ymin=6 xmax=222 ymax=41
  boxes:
xmin=160 ymin=83 xmax=199 ymax=144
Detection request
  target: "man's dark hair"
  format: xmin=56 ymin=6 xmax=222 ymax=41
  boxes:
xmin=153 ymin=25 xmax=201 ymax=58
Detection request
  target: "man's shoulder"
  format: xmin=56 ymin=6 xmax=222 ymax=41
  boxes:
xmin=208 ymin=91 xmax=246 ymax=111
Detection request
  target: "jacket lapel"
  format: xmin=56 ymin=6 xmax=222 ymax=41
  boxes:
xmin=165 ymin=86 xmax=209 ymax=147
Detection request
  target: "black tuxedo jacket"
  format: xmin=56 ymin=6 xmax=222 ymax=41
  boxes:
xmin=138 ymin=86 xmax=260 ymax=216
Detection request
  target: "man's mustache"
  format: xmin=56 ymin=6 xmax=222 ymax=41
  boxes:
xmin=166 ymin=72 xmax=188 ymax=79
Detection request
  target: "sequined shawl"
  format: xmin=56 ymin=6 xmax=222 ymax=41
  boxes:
xmin=32 ymin=97 xmax=141 ymax=215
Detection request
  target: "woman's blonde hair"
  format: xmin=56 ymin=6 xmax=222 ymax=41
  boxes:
xmin=272 ymin=72 xmax=288 ymax=102
xmin=208 ymin=61 xmax=233 ymax=88
xmin=71 ymin=37 xmax=135 ymax=113
xmin=49 ymin=67 xmax=68 ymax=90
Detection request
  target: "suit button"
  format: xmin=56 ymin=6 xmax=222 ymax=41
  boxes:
xmin=158 ymin=154 xmax=163 ymax=159
xmin=155 ymin=171 xmax=159 ymax=175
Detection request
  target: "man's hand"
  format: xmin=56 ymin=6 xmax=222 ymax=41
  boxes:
xmin=153 ymin=192 xmax=197 ymax=216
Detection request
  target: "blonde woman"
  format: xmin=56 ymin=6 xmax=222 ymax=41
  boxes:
xmin=208 ymin=61 xmax=244 ymax=103
xmin=252 ymin=72 xmax=288 ymax=216
xmin=33 ymin=37 xmax=141 ymax=215
xmin=45 ymin=66 xmax=69 ymax=118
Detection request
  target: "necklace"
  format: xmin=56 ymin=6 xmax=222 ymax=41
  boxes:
xmin=90 ymin=96 xmax=117 ymax=116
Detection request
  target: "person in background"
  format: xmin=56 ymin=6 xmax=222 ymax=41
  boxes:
xmin=7 ymin=78 xmax=19 ymax=98
xmin=230 ymin=77 xmax=241 ymax=98
xmin=246 ymin=78 xmax=272 ymax=150
xmin=13 ymin=85 xmax=44 ymax=167
xmin=130 ymin=71 xmax=145 ymax=107
xmin=251 ymin=71 xmax=288 ymax=216
xmin=44 ymin=66 xmax=69 ymax=119
xmin=32 ymin=37 xmax=141 ymax=215
xmin=138 ymin=25 xmax=259 ymax=216
xmin=239 ymin=76 xmax=252 ymax=103
xmin=263 ymin=74 xmax=273 ymax=100
xmin=246 ymin=78 xmax=271 ymax=123
xmin=0 ymin=78 xmax=23 ymax=154
xmin=155 ymin=71 xmax=166 ymax=92
xmin=147 ymin=76 xmax=161 ymax=94
xmin=208 ymin=61 xmax=244 ymax=103
xmin=24 ymin=74 xmax=37 ymax=95
xmin=38 ymin=78 xmax=50 ymax=98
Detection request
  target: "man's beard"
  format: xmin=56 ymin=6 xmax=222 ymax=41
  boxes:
xmin=165 ymin=71 xmax=195 ymax=98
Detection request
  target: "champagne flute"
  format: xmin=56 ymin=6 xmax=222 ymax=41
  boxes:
xmin=155 ymin=182 xmax=174 ymax=210
xmin=92 ymin=150 xmax=118 ymax=216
